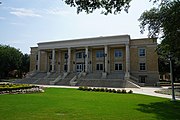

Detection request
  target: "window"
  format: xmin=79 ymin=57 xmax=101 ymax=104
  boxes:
xmin=64 ymin=53 xmax=68 ymax=59
xmin=96 ymin=51 xmax=104 ymax=58
xmin=139 ymin=48 xmax=146 ymax=57
xmin=76 ymin=52 xmax=85 ymax=59
xmin=115 ymin=63 xmax=123 ymax=70
xmin=49 ymin=65 xmax=52 ymax=71
xmin=96 ymin=64 xmax=103 ymax=70
xmin=114 ymin=50 xmax=122 ymax=58
xmin=49 ymin=53 xmax=52 ymax=59
xmin=36 ymin=54 xmax=38 ymax=60
xmin=36 ymin=65 xmax=38 ymax=70
xmin=139 ymin=63 xmax=146 ymax=71
xmin=139 ymin=76 xmax=146 ymax=83
xmin=64 ymin=64 xmax=67 ymax=71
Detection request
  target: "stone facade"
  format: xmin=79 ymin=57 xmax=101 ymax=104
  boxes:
xmin=30 ymin=35 xmax=159 ymax=86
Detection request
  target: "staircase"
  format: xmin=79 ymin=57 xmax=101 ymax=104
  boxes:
xmin=56 ymin=73 xmax=76 ymax=86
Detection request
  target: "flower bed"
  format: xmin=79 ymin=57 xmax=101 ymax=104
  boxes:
xmin=0 ymin=83 xmax=44 ymax=95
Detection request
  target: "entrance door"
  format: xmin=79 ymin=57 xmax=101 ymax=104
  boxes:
xmin=76 ymin=64 xmax=83 ymax=72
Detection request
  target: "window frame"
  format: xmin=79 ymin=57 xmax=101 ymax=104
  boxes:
xmin=139 ymin=62 xmax=146 ymax=71
xmin=114 ymin=49 xmax=123 ymax=58
xmin=96 ymin=63 xmax=103 ymax=71
xmin=139 ymin=48 xmax=146 ymax=57
xmin=114 ymin=63 xmax=123 ymax=71
xmin=96 ymin=50 xmax=104 ymax=58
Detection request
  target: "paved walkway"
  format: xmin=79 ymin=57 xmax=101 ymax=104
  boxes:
xmin=38 ymin=85 xmax=180 ymax=100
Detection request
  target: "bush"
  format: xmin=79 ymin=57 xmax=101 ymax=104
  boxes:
xmin=108 ymin=89 xmax=112 ymax=93
xmin=100 ymin=88 xmax=105 ymax=92
xmin=95 ymin=88 xmax=100 ymax=92
xmin=128 ymin=90 xmax=133 ymax=94
xmin=77 ymin=86 xmax=133 ymax=94
xmin=78 ymin=86 xmax=83 ymax=90
xmin=112 ymin=89 xmax=116 ymax=93
xmin=122 ymin=89 xmax=126 ymax=93
xmin=105 ymin=88 xmax=108 ymax=92
xmin=116 ymin=89 xmax=121 ymax=93
xmin=87 ymin=87 xmax=92 ymax=91
xmin=92 ymin=88 xmax=96 ymax=91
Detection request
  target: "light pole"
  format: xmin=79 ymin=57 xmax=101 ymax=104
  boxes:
xmin=168 ymin=53 xmax=176 ymax=101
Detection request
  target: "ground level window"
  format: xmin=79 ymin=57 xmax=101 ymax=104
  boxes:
xmin=139 ymin=63 xmax=146 ymax=71
xmin=36 ymin=65 xmax=38 ymax=70
xmin=64 ymin=64 xmax=67 ymax=72
xmin=96 ymin=64 xmax=103 ymax=70
xmin=115 ymin=63 xmax=122 ymax=70
xmin=139 ymin=76 xmax=146 ymax=83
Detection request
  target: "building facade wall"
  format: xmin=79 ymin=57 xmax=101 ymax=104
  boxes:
xmin=30 ymin=35 xmax=159 ymax=85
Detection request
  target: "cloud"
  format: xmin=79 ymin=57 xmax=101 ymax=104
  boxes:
xmin=45 ymin=8 xmax=72 ymax=16
xmin=10 ymin=8 xmax=42 ymax=17
xmin=10 ymin=22 xmax=25 ymax=26
xmin=0 ymin=16 xmax=5 ymax=20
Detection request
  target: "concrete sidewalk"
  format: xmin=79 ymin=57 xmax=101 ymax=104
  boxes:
xmin=38 ymin=85 xmax=180 ymax=100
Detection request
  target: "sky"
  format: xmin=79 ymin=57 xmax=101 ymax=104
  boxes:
xmin=0 ymin=0 xmax=156 ymax=54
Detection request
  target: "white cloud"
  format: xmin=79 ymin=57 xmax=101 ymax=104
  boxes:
xmin=0 ymin=16 xmax=5 ymax=20
xmin=10 ymin=22 xmax=25 ymax=26
xmin=10 ymin=8 xmax=42 ymax=17
xmin=45 ymin=8 xmax=73 ymax=16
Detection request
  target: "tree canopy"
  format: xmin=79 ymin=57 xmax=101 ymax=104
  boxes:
xmin=139 ymin=0 xmax=180 ymax=79
xmin=64 ymin=0 xmax=168 ymax=15
xmin=0 ymin=45 xmax=30 ymax=79
xmin=139 ymin=0 xmax=180 ymax=58
xmin=64 ymin=0 xmax=131 ymax=15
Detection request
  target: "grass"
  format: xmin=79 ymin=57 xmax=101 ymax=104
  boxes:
xmin=0 ymin=88 xmax=180 ymax=120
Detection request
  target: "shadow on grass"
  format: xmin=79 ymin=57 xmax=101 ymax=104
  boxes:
xmin=137 ymin=100 xmax=180 ymax=120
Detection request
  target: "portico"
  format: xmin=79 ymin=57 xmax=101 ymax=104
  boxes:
xmin=30 ymin=35 xmax=159 ymax=86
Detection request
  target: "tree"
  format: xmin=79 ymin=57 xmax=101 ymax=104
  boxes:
xmin=139 ymin=0 xmax=180 ymax=80
xmin=0 ymin=45 xmax=23 ymax=79
xmin=64 ymin=0 xmax=168 ymax=15
xmin=21 ymin=54 xmax=30 ymax=75
xmin=64 ymin=0 xmax=131 ymax=15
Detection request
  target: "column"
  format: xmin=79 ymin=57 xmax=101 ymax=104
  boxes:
xmin=125 ymin=44 xmax=130 ymax=78
xmin=68 ymin=48 xmax=71 ymax=73
xmin=105 ymin=45 xmax=108 ymax=73
xmin=51 ymin=49 xmax=55 ymax=72
xmin=37 ymin=50 xmax=41 ymax=71
xmin=58 ymin=50 xmax=61 ymax=72
xmin=85 ymin=47 xmax=88 ymax=72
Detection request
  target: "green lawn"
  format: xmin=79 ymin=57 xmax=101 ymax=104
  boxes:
xmin=0 ymin=88 xmax=179 ymax=120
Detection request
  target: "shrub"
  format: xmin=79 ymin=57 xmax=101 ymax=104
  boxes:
xmin=116 ymin=89 xmax=121 ymax=93
xmin=92 ymin=88 xmax=96 ymax=91
xmin=95 ymin=88 xmax=100 ymax=92
xmin=82 ymin=86 xmax=88 ymax=91
xmin=78 ymin=86 xmax=83 ymax=90
xmin=122 ymin=89 xmax=126 ymax=93
xmin=128 ymin=90 xmax=133 ymax=94
xmin=105 ymin=88 xmax=108 ymax=92
xmin=100 ymin=88 xmax=105 ymax=92
xmin=108 ymin=89 xmax=112 ymax=93
xmin=87 ymin=87 xmax=92 ymax=91
xmin=112 ymin=89 xmax=116 ymax=93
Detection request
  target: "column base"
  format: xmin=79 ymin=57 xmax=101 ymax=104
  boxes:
xmin=125 ymin=72 xmax=130 ymax=80
xmin=102 ymin=72 xmax=107 ymax=79
xmin=82 ymin=72 xmax=87 ymax=77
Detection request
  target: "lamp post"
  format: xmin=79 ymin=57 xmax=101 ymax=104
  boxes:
xmin=168 ymin=53 xmax=176 ymax=101
xmin=65 ymin=54 xmax=68 ymax=72
xmin=83 ymin=54 xmax=87 ymax=72
xmin=103 ymin=53 xmax=107 ymax=72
